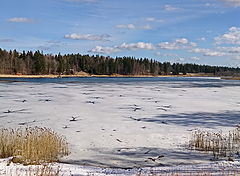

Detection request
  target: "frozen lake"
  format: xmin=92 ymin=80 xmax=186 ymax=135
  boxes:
xmin=0 ymin=77 xmax=240 ymax=168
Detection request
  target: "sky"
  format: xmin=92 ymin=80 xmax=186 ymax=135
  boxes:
xmin=0 ymin=0 xmax=240 ymax=67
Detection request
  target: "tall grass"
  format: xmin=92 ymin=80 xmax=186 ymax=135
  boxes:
xmin=0 ymin=127 xmax=69 ymax=165
xmin=189 ymin=127 xmax=240 ymax=159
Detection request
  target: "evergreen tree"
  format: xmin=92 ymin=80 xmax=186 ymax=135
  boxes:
xmin=0 ymin=48 xmax=239 ymax=76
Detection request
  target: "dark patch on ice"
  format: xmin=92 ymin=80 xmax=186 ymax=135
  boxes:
xmin=141 ymin=111 xmax=240 ymax=128
xmin=157 ymin=108 xmax=168 ymax=111
xmin=90 ymin=96 xmax=103 ymax=99
xmin=161 ymin=121 xmax=168 ymax=124
xmin=0 ymin=115 xmax=6 ymax=118
xmin=39 ymin=99 xmax=52 ymax=102
xmin=86 ymin=101 xmax=95 ymax=104
xmin=70 ymin=116 xmax=79 ymax=122
xmin=63 ymin=125 xmax=69 ymax=129
xmin=128 ymin=116 xmax=142 ymax=122
xmin=88 ymin=90 xmax=96 ymax=92
xmin=3 ymin=109 xmax=30 ymax=114
xmin=18 ymin=120 xmax=36 ymax=126
xmin=14 ymin=99 xmax=27 ymax=103
xmin=133 ymin=107 xmax=142 ymax=112
xmin=147 ymin=155 xmax=164 ymax=163
xmin=142 ymin=97 xmax=153 ymax=100
xmin=37 ymin=93 xmax=46 ymax=95
xmin=116 ymin=139 xmax=123 ymax=143
xmin=82 ymin=93 xmax=91 ymax=95
xmin=53 ymin=86 xmax=68 ymax=89
xmin=157 ymin=105 xmax=172 ymax=111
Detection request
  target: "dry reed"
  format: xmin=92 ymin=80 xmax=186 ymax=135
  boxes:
xmin=6 ymin=163 xmax=61 ymax=176
xmin=29 ymin=164 xmax=61 ymax=176
xmin=0 ymin=127 xmax=69 ymax=165
xmin=189 ymin=127 xmax=240 ymax=159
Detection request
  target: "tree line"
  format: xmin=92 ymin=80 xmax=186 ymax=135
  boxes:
xmin=0 ymin=48 xmax=239 ymax=76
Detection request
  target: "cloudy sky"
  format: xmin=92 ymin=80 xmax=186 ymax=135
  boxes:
xmin=0 ymin=0 xmax=240 ymax=67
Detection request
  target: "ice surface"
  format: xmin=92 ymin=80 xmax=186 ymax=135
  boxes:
xmin=0 ymin=77 xmax=240 ymax=169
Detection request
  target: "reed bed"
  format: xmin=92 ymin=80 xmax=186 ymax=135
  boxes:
xmin=0 ymin=127 xmax=69 ymax=165
xmin=189 ymin=127 xmax=240 ymax=159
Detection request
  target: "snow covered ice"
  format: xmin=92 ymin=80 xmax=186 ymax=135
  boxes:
xmin=0 ymin=77 xmax=240 ymax=175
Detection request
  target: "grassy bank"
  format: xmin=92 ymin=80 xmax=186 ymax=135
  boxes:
xmin=221 ymin=77 xmax=240 ymax=80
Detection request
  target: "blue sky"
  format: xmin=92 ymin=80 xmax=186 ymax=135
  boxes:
xmin=0 ymin=0 xmax=240 ymax=67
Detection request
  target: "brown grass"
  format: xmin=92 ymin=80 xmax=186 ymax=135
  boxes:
xmin=189 ymin=127 xmax=240 ymax=159
xmin=0 ymin=127 xmax=69 ymax=165
xmin=28 ymin=164 xmax=61 ymax=176
xmin=6 ymin=163 xmax=61 ymax=176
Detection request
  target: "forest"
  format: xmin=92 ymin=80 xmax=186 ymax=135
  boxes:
xmin=0 ymin=48 xmax=239 ymax=76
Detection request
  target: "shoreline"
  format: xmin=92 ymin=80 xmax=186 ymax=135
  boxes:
xmin=0 ymin=73 xmax=217 ymax=79
xmin=220 ymin=76 xmax=240 ymax=80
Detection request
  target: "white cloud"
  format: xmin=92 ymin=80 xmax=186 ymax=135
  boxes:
xmin=140 ymin=24 xmax=152 ymax=30
xmin=164 ymin=5 xmax=179 ymax=11
xmin=115 ymin=24 xmax=136 ymax=29
xmin=7 ymin=17 xmax=33 ymax=23
xmin=155 ymin=52 xmax=178 ymax=57
xmin=115 ymin=24 xmax=152 ymax=30
xmin=157 ymin=38 xmax=196 ymax=50
xmin=175 ymin=38 xmax=189 ymax=44
xmin=119 ymin=42 xmax=155 ymax=50
xmin=177 ymin=57 xmax=201 ymax=62
xmin=219 ymin=0 xmax=240 ymax=7
xmin=215 ymin=27 xmax=240 ymax=45
xmin=190 ymin=56 xmax=201 ymax=60
xmin=65 ymin=0 xmax=97 ymax=2
xmin=0 ymin=39 xmax=15 ymax=43
xmin=191 ymin=48 xmax=227 ymax=56
xmin=90 ymin=38 xmax=196 ymax=54
xmin=89 ymin=46 xmax=120 ymax=54
xmin=145 ymin=17 xmax=164 ymax=23
xmin=64 ymin=33 xmax=111 ymax=41
xmin=205 ymin=3 xmax=215 ymax=7
xmin=217 ymin=46 xmax=240 ymax=53
xmin=155 ymin=52 xmax=161 ymax=56
xmin=232 ymin=55 xmax=240 ymax=60
xmin=37 ymin=41 xmax=66 ymax=51
xmin=90 ymin=42 xmax=155 ymax=54
xmin=177 ymin=58 xmax=186 ymax=62
xmin=198 ymin=37 xmax=206 ymax=41
xmin=146 ymin=17 xmax=155 ymax=22
xmin=191 ymin=46 xmax=240 ymax=60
